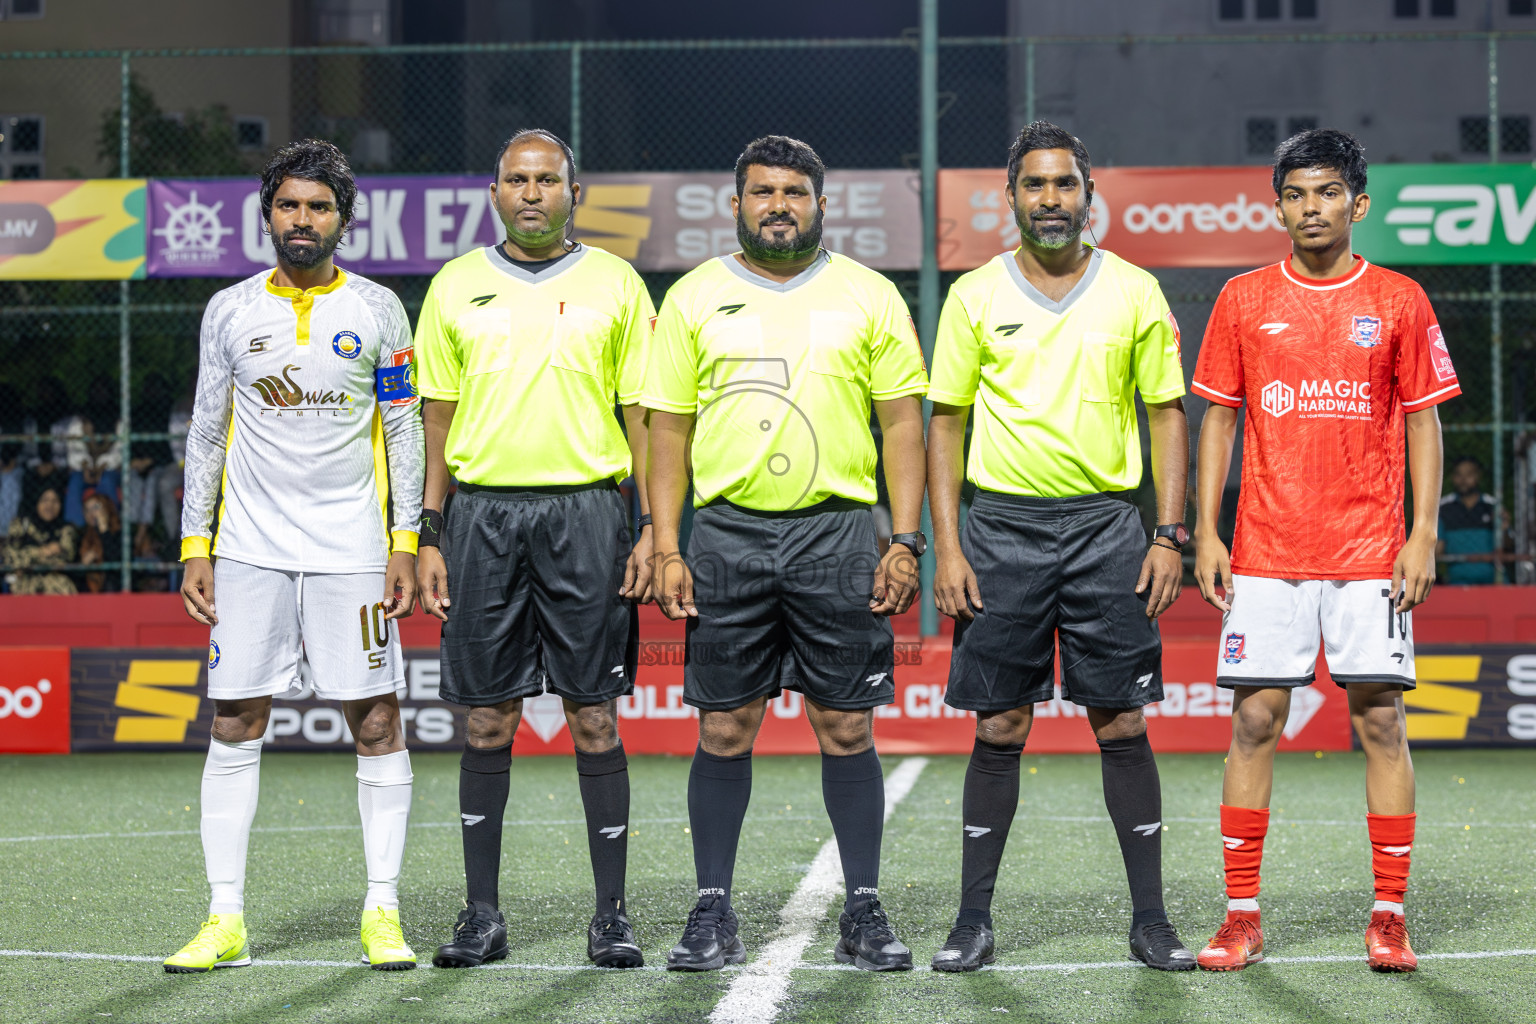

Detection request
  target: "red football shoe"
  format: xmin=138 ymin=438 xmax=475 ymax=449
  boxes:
xmin=1365 ymin=911 xmax=1417 ymax=973
xmin=1197 ymin=910 xmax=1264 ymax=971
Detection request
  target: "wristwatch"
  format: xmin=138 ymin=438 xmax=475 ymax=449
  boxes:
xmin=1152 ymin=523 xmax=1190 ymax=550
xmin=889 ymin=531 xmax=928 ymax=556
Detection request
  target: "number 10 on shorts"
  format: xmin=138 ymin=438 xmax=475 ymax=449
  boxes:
xmin=359 ymin=602 xmax=390 ymax=670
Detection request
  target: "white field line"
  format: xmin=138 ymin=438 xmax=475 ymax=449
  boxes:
xmin=5 ymin=812 xmax=1528 ymax=845
xmin=709 ymin=756 xmax=929 ymax=1024
xmin=2 ymin=947 xmax=1532 ymax=973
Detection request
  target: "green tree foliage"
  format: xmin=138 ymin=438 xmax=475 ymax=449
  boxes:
xmin=97 ymin=74 xmax=249 ymax=177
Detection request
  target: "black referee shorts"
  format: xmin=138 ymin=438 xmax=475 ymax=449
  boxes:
xmin=683 ymin=498 xmax=896 ymax=713
xmin=437 ymin=481 xmax=638 ymax=708
xmin=945 ymin=490 xmax=1163 ymax=713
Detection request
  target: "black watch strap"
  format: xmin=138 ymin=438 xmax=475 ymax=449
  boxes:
xmin=889 ymin=531 xmax=927 ymax=556
xmin=1152 ymin=522 xmax=1189 ymax=550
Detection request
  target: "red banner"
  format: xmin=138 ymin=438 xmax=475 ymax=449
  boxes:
xmin=0 ymin=647 xmax=72 ymax=754
xmin=508 ymin=639 xmax=1352 ymax=755
xmin=938 ymin=166 xmax=1294 ymax=270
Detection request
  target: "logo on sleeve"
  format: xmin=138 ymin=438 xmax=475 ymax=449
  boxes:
xmin=1429 ymin=324 xmax=1456 ymax=382
xmin=1223 ymin=633 xmax=1247 ymax=665
xmin=332 ymin=330 xmax=363 ymax=360
xmin=1352 ymin=315 xmax=1382 ymax=348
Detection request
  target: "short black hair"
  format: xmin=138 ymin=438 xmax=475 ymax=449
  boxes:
xmin=260 ymin=139 xmax=357 ymax=226
xmin=493 ymin=129 xmax=577 ymax=184
xmin=1272 ymin=128 xmax=1367 ymax=198
xmin=1006 ymin=120 xmax=1091 ymax=190
xmin=1452 ymin=455 xmax=1485 ymax=472
xmin=734 ymin=135 xmax=825 ymax=198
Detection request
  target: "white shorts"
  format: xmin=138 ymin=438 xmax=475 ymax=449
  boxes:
xmin=206 ymin=558 xmax=404 ymax=702
xmin=1216 ymin=575 xmax=1416 ymax=689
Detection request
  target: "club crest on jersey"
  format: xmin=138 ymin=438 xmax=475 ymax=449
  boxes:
xmin=1351 ymin=315 xmax=1382 ymax=348
xmin=208 ymin=640 xmax=221 ymax=670
xmin=1223 ymin=633 xmax=1247 ymax=665
xmin=332 ymin=330 xmax=363 ymax=360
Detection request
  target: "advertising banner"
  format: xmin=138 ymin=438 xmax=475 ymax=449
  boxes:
xmin=64 ymin=641 xmax=1353 ymax=755
xmin=1352 ymin=164 xmax=1536 ymax=266
xmin=1405 ymin=647 xmax=1536 ymax=746
xmin=0 ymin=180 xmax=145 ymax=280
xmin=0 ymin=647 xmax=71 ymax=754
xmin=144 ymin=169 xmax=921 ymax=278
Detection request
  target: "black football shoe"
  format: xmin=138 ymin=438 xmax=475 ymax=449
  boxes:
xmin=665 ymin=895 xmax=746 ymax=972
xmin=835 ymin=899 xmax=913 ymax=972
xmin=588 ymin=910 xmax=644 ymax=968
xmin=1128 ymin=915 xmax=1196 ymax=971
xmin=930 ymin=920 xmax=996 ymax=972
xmin=432 ymin=901 xmax=509 ymax=968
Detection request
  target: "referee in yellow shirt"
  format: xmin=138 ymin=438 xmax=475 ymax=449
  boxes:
xmin=926 ymin=123 xmax=1194 ymax=973
xmin=645 ymin=136 xmax=928 ymax=973
xmin=413 ymin=130 xmax=654 ymax=970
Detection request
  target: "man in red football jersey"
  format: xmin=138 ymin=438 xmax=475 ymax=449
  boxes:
xmin=1190 ymin=129 xmax=1458 ymax=974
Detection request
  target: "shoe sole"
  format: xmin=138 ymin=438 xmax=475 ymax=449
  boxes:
xmin=362 ymin=957 xmax=417 ymax=971
xmin=834 ymin=948 xmax=914 ymax=972
xmin=666 ymin=940 xmax=747 ymax=972
xmin=432 ymin=944 xmax=508 ymax=969
xmin=1197 ymin=953 xmax=1264 ymax=972
xmin=1129 ymin=950 xmax=1197 ymax=972
xmin=590 ymin=948 xmax=645 ymax=969
xmin=163 ymin=956 xmax=251 ymax=974
xmin=931 ymin=954 xmax=994 ymax=973
xmin=1368 ymin=957 xmax=1416 ymax=973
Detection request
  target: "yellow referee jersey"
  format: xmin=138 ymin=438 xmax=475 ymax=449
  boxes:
xmin=928 ymin=247 xmax=1185 ymax=497
xmin=414 ymin=243 xmax=654 ymax=487
xmin=643 ymin=251 xmax=928 ymax=511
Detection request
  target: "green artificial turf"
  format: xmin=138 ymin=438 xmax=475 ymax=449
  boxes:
xmin=0 ymin=749 xmax=1531 ymax=1023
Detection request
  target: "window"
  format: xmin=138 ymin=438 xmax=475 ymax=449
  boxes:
xmin=1293 ymin=0 xmax=1319 ymax=16
xmin=235 ymin=117 xmax=268 ymax=151
xmin=0 ymin=115 xmax=44 ymax=178
xmin=1220 ymin=0 xmax=1319 ymax=20
xmin=1247 ymin=118 xmax=1279 ymax=156
xmin=0 ymin=0 xmax=45 ymax=18
xmin=1219 ymin=0 xmax=1244 ymax=18
xmin=1430 ymin=0 xmax=1455 ymax=14
xmin=1395 ymin=0 xmax=1419 ymax=14
xmin=1512 ymin=0 xmax=1533 ymax=15
xmin=1256 ymin=0 xmax=1281 ymax=17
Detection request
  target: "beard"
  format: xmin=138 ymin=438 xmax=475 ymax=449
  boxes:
xmin=272 ymin=221 xmax=344 ymax=269
xmin=1016 ymin=203 xmax=1088 ymax=251
xmin=737 ymin=206 xmax=824 ymax=263
xmin=497 ymin=197 xmax=573 ymax=251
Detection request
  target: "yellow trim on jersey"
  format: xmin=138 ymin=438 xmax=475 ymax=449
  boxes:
xmin=371 ymin=406 xmax=391 ymax=549
xmin=265 ymin=269 xmax=348 ymax=346
xmin=181 ymin=535 xmax=211 ymax=561
xmin=390 ymin=530 xmax=419 ymax=555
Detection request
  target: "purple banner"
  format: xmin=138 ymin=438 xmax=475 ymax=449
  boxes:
xmin=145 ymin=170 xmax=921 ymax=277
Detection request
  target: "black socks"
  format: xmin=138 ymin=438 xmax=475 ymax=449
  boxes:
xmin=576 ymin=743 xmax=631 ymax=916
xmin=958 ymin=738 xmax=1024 ymax=923
xmin=459 ymin=739 xmax=513 ymax=907
xmin=687 ymin=746 xmax=753 ymax=910
xmin=821 ymin=748 xmax=886 ymax=912
xmin=1097 ymin=731 xmax=1165 ymax=918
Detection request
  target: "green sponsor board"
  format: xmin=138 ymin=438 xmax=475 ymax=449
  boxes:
xmin=1356 ymin=163 xmax=1536 ymax=265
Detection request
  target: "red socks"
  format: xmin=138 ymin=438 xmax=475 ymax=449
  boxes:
xmin=1220 ymin=804 xmax=1270 ymax=901
xmin=1367 ymin=813 xmax=1416 ymax=905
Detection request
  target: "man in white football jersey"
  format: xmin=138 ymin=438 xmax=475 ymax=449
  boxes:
xmin=166 ymin=140 xmax=425 ymax=973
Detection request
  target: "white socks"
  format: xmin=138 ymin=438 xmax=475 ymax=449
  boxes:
xmin=1374 ymin=900 xmax=1405 ymax=915
xmin=1228 ymin=898 xmax=1260 ymax=912
xmin=202 ymin=737 xmax=263 ymax=915
xmin=357 ymin=749 xmax=413 ymax=911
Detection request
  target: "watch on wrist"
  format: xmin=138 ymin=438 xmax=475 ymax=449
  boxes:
xmin=889 ymin=531 xmax=927 ymax=556
xmin=1152 ymin=522 xmax=1190 ymax=550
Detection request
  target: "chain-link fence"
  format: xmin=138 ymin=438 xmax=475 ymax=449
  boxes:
xmin=2 ymin=31 xmax=1533 ymax=595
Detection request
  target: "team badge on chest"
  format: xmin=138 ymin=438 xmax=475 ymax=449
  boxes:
xmin=332 ymin=330 xmax=363 ymax=359
xmin=1351 ymin=315 xmax=1381 ymax=349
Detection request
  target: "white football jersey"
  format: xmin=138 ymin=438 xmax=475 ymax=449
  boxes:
xmin=181 ymin=268 xmax=424 ymax=573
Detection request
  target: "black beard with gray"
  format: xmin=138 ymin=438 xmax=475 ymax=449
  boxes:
xmin=272 ymin=222 xmax=344 ymax=269
xmin=498 ymin=195 xmax=574 ymax=252
xmin=1016 ymin=203 xmax=1088 ymax=251
xmin=737 ymin=207 xmax=824 ymax=263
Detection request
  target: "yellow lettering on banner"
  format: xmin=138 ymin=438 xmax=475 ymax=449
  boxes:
xmin=1405 ymin=656 xmax=1483 ymax=742
xmin=114 ymin=659 xmax=204 ymax=744
xmin=574 ymin=184 xmax=653 ymax=260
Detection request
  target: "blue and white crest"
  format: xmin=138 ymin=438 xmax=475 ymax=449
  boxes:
xmin=1352 ymin=315 xmax=1382 ymax=348
xmin=332 ymin=330 xmax=363 ymax=359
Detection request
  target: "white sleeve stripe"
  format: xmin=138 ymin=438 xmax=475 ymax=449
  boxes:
xmin=1192 ymin=380 xmax=1243 ymax=403
xmin=1402 ymin=383 xmax=1460 ymax=408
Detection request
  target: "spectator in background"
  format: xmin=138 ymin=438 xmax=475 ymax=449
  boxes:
xmin=0 ymin=382 xmax=24 ymax=536
xmin=66 ymin=374 xmax=123 ymax=518
xmin=22 ymin=376 xmax=78 ymax=524
xmin=1437 ymin=456 xmax=1505 ymax=584
xmin=125 ymin=372 xmax=178 ymax=562
xmin=4 ymin=485 xmax=78 ymax=595
xmin=78 ymin=491 xmax=123 ymax=594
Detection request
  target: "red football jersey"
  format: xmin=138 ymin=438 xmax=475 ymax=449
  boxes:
xmin=1193 ymin=257 xmax=1460 ymax=580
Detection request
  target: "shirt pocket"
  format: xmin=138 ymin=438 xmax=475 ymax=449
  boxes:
xmin=1080 ymin=332 xmax=1132 ymax=403
xmin=458 ymin=308 xmax=516 ymax=377
xmin=549 ymin=306 xmax=614 ymax=381
xmin=982 ymin=335 xmax=1040 ymax=407
xmin=808 ymin=310 xmax=865 ymax=382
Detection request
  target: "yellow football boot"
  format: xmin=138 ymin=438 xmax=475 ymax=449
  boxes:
xmin=361 ymin=907 xmax=416 ymax=971
xmin=163 ymin=913 xmax=252 ymax=973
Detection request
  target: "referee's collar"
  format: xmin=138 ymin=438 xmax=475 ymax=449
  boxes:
xmin=484 ymin=241 xmax=588 ymax=284
xmin=1003 ymin=245 xmax=1103 ymax=316
xmin=719 ymin=249 xmax=831 ymax=293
